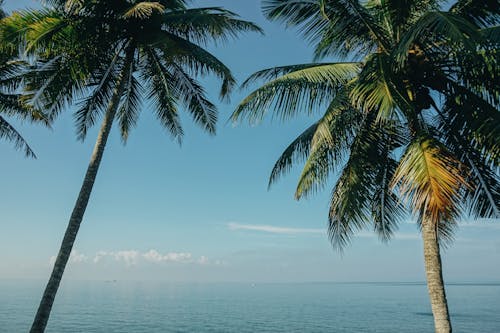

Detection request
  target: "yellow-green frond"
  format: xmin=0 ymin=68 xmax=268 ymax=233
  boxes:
xmin=123 ymin=2 xmax=165 ymax=19
xmin=391 ymin=137 xmax=469 ymax=224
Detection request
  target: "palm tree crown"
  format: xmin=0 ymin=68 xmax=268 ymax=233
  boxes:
xmin=8 ymin=0 xmax=261 ymax=142
xmin=234 ymin=0 xmax=499 ymax=247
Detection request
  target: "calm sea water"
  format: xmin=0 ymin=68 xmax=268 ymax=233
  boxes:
xmin=1 ymin=281 xmax=499 ymax=332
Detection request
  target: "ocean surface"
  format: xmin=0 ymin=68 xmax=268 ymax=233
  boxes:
xmin=1 ymin=281 xmax=499 ymax=332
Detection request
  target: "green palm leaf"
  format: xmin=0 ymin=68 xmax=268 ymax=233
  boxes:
xmin=162 ymin=7 xmax=262 ymax=44
xmin=395 ymin=11 xmax=482 ymax=64
xmin=0 ymin=115 xmax=35 ymax=157
xmin=233 ymin=62 xmax=359 ymax=124
xmin=117 ymin=62 xmax=142 ymax=142
xmin=141 ymin=47 xmax=183 ymax=141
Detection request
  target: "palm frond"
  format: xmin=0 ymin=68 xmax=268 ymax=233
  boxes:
xmin=435 ymin=98 xmax=500 ymax=218
xmin=117 ymin=62 xmax=142 ymax=143
xmin=263 ymin=0 xmax=389 ymax=59
xmin=168 ymin=63 xmax=217 ymax=134
xmin=450 ymin=0 xmax=500 ymax=28
xmin=327 ymin=117 xmax=382 ymax=251
xmin=233 ymin=62 xmax=359 ymax=124
xmin=154 ymin=32 xmax=236 ymax=99
xmin=312 ymin=0 xmax=390 ymax=58
xmin=480 ymin=25 xmax=500 ymax=43
xmin=3 ymin=9 xmax=68 ymax=56
xmin=326 ymin=112 xmax=405 ymax=250
xmin=162 ymin=7 xmax=262 ymax=44
xmin=294 ymin=100 xmax=363 ymax=198
xmin=372 ymin=0 xmax=442 ymax=39
xmin=74 ymin=48 xmax=124 ymax=141
xmin=350 ymin=53 xmax=410 ymax=121
xmin=395 ymin=11 xmax=482 ymax=64
xmin=241 ymin=62 xmax=360 ymax=89
xmin=123 ymin=2 xmax=165 ymax=19
xmin=463 ymin=152 xmax=500 ymax=218
xmin=0 ymin=115 xmax=35 ymax=157
xmin=371 ymin=153 xmax=403 ymax=242
xmin=141 ymin=48 xmax=183 ymax=141
xmin=441 ymin=83 xmax=500 ymax=165
xmin=391 ymin=137 xmax=468 ymax=235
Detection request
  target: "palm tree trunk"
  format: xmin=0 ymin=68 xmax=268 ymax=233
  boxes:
xmin=30 ymin=50 xmax=134 ymax=333
xmin=422 ymin=220 xmax=452 ymax=333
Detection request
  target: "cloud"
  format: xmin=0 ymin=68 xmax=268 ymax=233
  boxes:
xmin=197 ymin=256 xmax=209 ymax=265
xmin=93 ymin=250 xmax=109 ymax=264
xmin=49 ymin=249 xmax=216 ymax=267
xmin=113 ymin=250 xmax=140 ymax=266
xmin=227 ymin=222 xmax=325 ymax=235
xmin=227 ymin=223 xmax=422 ymax=241
xmin=142 ymin=250 xmax=192 ymax=263
xmin=49 ymin=250 xmax=88 ymax=266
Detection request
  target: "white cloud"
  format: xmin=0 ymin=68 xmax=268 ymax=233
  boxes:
xmin=214 ymin=259 xmax=228 ymax=266
xmin=49 ymin=249 xmax=217 ymax=266
xmin=93 ymin=250 xmax=109 ymax=263
xmin=142 ymin=249 xmax=193 ymax=263
xmin=113 ymin=250 xmax=140 ymax=266
xmin=227 ymin=222 xmax=421 ymax=240
xmin=227 ymin=223 xmax=422 ymax=241
xmin=227 ymin=222 xmax=325 ymax=235
xmin=197 ymin=256 xmax=209 ymax=265
xmin=49 ymin=250 xmax=88 ymax=266
xmin=70 ymin=250 xmax=88 ymax=263
xmin=50 ymin=249 xmax=219 ymax=267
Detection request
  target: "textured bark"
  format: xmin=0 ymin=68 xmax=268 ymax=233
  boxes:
xmin=422 ymin=220 xmax=452 ymax=333
xmin=30 ymin=50 xmax=134 ymax=333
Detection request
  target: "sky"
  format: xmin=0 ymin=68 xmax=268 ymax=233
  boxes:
xmin=1 ymin=0 xmax=499 ymax=283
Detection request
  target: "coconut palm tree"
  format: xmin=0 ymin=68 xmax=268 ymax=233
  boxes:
xmin=0 ymin=1 xmax=45 ymax=157
xmin=6 ymin=1 xmax=260 ymax=331
xmin=233 ymin=1 xmax=499 ymax=332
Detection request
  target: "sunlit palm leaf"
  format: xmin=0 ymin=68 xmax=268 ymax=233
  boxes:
xmin=123 ymin=2 xmax=165 ymax=19
xmin=391 ymin=137 xmax=468 ymax=227
xmin=350 ymin=53 xmax=411 ymax=121
xmin=233 ymin=63 xmax=359 ymax=124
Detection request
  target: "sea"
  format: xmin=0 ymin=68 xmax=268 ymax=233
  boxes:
xmin=1 ymin=281 xmax=499 ymax=332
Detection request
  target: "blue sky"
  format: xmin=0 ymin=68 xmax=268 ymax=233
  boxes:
xmin=1 ymin=0 xmax=499 ymax=283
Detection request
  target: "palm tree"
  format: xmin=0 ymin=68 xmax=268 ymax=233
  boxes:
xmin=0 ymin=1 xmax=45 ymax=157
xmin=6 ymin=1 xmax=261 ymax=331
xmin=233 ymin=1 xmax=499 ymax=332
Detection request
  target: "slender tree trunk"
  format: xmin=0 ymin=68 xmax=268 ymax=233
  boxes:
xmin=422 ymin=220 xmax=452 ymax=333
xmin=30 ymin=50 xmax=134 ymax=333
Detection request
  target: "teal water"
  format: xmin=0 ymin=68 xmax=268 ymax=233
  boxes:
xmin=1 ymin=281 xmax=499 ymax=332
